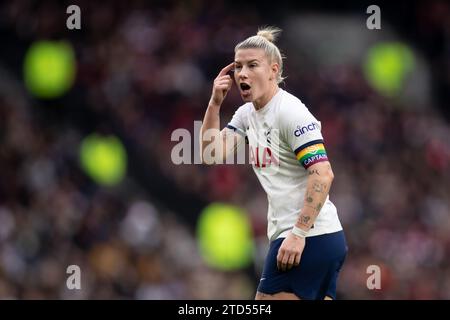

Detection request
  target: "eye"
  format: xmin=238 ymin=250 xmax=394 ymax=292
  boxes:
xmin=235 ymin=65 xmax=242 ymax=70
xmin=249 ymin=63 xmax=257 ymax=68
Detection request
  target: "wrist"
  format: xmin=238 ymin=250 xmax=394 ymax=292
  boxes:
xmin=208 ymin=100 xmax=221 ymax=109
xmin=291 ymin=225 xmax=308 ymax=238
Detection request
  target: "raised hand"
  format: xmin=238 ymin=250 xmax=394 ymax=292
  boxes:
xmin=209 ymin=62 xmax=235 ymax=107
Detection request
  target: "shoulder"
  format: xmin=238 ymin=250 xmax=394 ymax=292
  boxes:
xmin=232 ymin=102 xmax=253 ymax=119
xmin=237 ymin=102 xmax=253 ymax=114
xmin=228 ymin=102 xmax=252 ymax=133
xmin=277 ymin=90 xmax=312 ymax=123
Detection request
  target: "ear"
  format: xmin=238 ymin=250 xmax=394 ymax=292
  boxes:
xmin=270 ymin=62 xmax=279 ymax=81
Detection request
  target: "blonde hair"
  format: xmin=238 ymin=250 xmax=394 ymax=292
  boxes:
xmin=235 ymin=26 xmax=285 ymax=84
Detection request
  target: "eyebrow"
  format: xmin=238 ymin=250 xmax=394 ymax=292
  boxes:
xmin=234 ymin=59 xmax=259 ymax=64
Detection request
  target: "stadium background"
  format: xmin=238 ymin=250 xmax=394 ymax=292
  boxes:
xmin=0 ymin=0 xmax=449 ymax=299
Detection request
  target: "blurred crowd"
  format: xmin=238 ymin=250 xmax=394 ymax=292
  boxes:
xmin=0 ymin=0 xmax=450 ymax=299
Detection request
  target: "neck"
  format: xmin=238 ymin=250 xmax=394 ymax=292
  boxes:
xmin=254 ymin=85 xmax=279 ymax=110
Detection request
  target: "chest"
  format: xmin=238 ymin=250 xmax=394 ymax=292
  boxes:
xmin=246 ymin=114 xmax=281 ymax=169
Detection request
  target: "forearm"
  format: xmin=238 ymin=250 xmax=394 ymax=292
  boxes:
xmin=201 ymin=62 xmax=234 ymax=162
xmin=200 ymin=103 xmax=222 ymax=161
xmin=295 ymin=163 xmax=334 ymax=232
xmin=201 ymin=102 xmax=221 ymax=133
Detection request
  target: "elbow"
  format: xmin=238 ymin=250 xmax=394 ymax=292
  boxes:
xmin=199 ymin=149 xmax=211 ymax=165
xmin=199 ymin=144 xmax=206 ymax=165
xmin=201 ymin=153 xmax=223 ymax=165
xmin=328 ymin=168 xmax=334 ymax=182
xmin=200 ymin=157 xmax=213 ymax=166
xmin=325 ymin=167 xmax=334 ymax=187
xmin=199 ymin=155 xmax=207 ymax=165
xmin=199 ymin=148 xmax=217 ymax=165
xmin=199 ymin=141 xmax=224 ymax=165
xmin=318 ymin=163 xmax=334 ymax=184
xmin=199 ymin=130 xmax=217 ymax=165
xmin=199 ymin=137 xmax=210 ymax=165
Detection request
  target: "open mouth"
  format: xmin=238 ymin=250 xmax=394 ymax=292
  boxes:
xmin=240 ymin=83 xmax=251 ymax=93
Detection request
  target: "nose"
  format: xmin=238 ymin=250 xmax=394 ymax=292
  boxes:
xmin=238 ymin=67 xmax=248 ymax=80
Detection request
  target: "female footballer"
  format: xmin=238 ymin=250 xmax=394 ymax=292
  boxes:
xmin=200 ymin=26 xmax=347 ymax=300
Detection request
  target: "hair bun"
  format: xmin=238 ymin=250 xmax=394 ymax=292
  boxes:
xmin=257 ymin=26 xmax=282 ymax=43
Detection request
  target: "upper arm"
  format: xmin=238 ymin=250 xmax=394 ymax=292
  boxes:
xmin=279 ymin=102 xmax=330 ymax=170
xmin=226 ymin=104 xmax=248 ymax=137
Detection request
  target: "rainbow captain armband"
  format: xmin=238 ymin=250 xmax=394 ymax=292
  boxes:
xmin=294 ymin=139 xmax=329 ymax=169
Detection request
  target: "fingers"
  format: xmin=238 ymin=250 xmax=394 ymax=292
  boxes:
xmin=214 ymin=77 xmax=232 ymax=92
xmin=218 ymin=62 xmax=235 ymax=77
xmin=287 ymin=254 xmax=296 ymax=270
xmin=277 ymin=250 xmax=301 ymax=272
xmin=218 ymin=75 xmax=232 ymax=80
xmin=211 ymin=63 xmax=234 ymax=106
xmin=215 ymin=84 xmax=231 ymax=92
xmin=277 ymin=248 xmax=290 ymax=272
xmin=276 ymin=250 xmax=283 ymax=271
xmin=281 ymin=255 xmax=289 ymax=272
xmin=215 ymin=75 xmax=232 ymax=85
xmin=215 ymin=78 xmax=232 ymax=87
xmin=294 ymin=252 xmax=301 ymax=266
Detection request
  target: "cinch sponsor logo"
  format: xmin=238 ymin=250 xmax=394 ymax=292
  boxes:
xmin=294 ymin=122 xmax=319 ymax=137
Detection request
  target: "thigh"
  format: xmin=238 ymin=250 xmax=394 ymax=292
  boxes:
xmin=257 ymin=231 xmax=347 ymax=300
xmin=257 ymin=238 xmax=289 ymax=296
xmin=322 ymin=243 xmax=347 ymax=300
xmin=301 ymin=231 xmax=347 ymax=300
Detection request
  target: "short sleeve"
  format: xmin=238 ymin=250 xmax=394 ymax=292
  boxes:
xmin=226 ymin=104 xmax=249 ymax=137
xmin=279 ymin=102 xmax=329 ymax=169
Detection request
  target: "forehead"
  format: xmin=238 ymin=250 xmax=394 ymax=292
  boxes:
xmin=234 ymin=48 xmax=267 ymax=63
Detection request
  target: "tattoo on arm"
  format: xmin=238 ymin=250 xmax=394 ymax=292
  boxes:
xmin=298 ymin=215 xmax=311 ymax=227
xmin=316 ymin=202 xmax=323 ymax=212
xmin=299 ymin=166 xmax=333 ymax=230
xmin=312 ymin=181 xmax=328 ymax=193
xmin=303 ymin=202 xmax=323 ymax=213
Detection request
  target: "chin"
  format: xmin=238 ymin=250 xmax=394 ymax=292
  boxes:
xmin=240 ymin=93 xmax=252 ymax=102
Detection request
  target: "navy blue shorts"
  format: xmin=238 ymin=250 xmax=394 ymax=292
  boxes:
xmin=257 ymin=230 xmax=347 ymax=300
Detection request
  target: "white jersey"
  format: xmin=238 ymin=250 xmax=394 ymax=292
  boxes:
xmin=227 ymin=88 xmax=343 ymax=241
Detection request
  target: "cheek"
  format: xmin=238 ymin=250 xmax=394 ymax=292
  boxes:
xmin=256 ymin=73 xmax=267 ymax=86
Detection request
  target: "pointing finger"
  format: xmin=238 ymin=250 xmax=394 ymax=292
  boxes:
xmin=218 ymin=62 xmax=235 ymax=77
